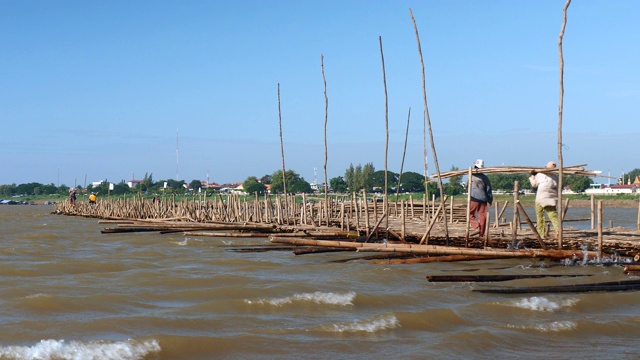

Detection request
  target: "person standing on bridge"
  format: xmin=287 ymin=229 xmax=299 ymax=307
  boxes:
xmin=529 ymin=161 xmax=560 ymax=238
xmin=469 ymin=159 xmax=493 ymax=237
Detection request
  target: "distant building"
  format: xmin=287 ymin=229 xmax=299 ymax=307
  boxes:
xmin=127 ymin=180 xmax=142 ymax=189
xmin=585 ymin=183 xmax=639 ymax=195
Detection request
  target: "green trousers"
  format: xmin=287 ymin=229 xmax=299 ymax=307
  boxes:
xmin=535 ymin=203 xmax=560 ymax=237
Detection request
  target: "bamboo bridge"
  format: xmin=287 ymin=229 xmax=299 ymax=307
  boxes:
xmin=53 ymin=189 xmax=640 ymax=263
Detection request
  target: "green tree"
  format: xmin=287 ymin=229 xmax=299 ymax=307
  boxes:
xmin=354 ymin=164 xmax=363 ymax=191
xmin=0 ymin=184 xmax=17 ymax=196
xmin=426 ymin=180 xmax=439 ymax=198
xmin=243 ymin=176 xmax=267 ymax=195
xmin=371 ymin=170 xmax=399 ymax=193
xmin=111 ymin=181 xmax=131 ymax=195
xmin=57 ymin=184 xmax=70 ymax=195
xmin=444 ymin=166 xmax=464 ymax=196
xmin=564 ymin=175 xmax=592 ymax=193
xmin=486 ymin=173 xmax=532 ymax=192
xmin=141 ymin=173 xmax=154 ymax=193
xmin=165 ymin=179 xmax=186 ymax=193
xmin=15 ymin=182 xmax=42 ymax=195
xmin=41 ymin=183 xmax=58 ymax=195
xmin=399 ymin=171 xmax=425 ymax=193
xmin=270 ymin=170 xmax=312 ymax=194
xmin=362 ymin=163 xmax=375 ymax=192
xmin=189 ymin=179 xmax=202 ymax=191
xmin=625 ymin=168 xmax=640 ymax=185
xmin=344 ymin=164 xmax=355 ymax=193
xmin=260 ymin=174 xmax=272 ymax=184
xmin=329 ymin=176 xmax=348 ymax=193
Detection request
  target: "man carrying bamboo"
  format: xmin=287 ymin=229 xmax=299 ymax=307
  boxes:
xmin=529 ymin=161 xmax=560 ymax=238
xmin=469 ymin=159 xmax=493 ymax=237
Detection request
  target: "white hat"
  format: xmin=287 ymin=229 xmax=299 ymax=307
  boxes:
xmin=473 ymin=159 xmax=484 ymax=168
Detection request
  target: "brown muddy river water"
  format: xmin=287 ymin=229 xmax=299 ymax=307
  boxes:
xmin=0 ymin=205 xmax=639 ymax=359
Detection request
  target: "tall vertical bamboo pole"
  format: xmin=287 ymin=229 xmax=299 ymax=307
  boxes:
xmin=395 ymin=107 xmax=411 ymax=205
xmin=465 ymin=167 xmax=472 ymax=242
xmin=321 ymin=54 xmax=330 ymax=225
xmin=598 ymin=200 xmax=603 ymax=258
xmin=511 ymin=181 xmax=520 ymax=247
xmin=590 ymin=194 xmax=595 ymax=229
xmin=401 ymin=200 xmax=406 ymax=242
xmin=449 ymin=196 xmax=453 ymax=224
xmin=277 ymin=83 xmax=288 ymax=223
xmin=410 ymin=8 xmax=448 ymax=240
xmin=556 ymin=0 xmax=571 ymax=249
xmin=379 ymin=36 xmax=390 ymax=238
xmin=637 ymin=199 xmax=640 ymax=230
xmin=363 ymin=189 xmax=370 ymax=236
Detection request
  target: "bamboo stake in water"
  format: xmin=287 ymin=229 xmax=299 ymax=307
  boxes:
xmin=556 ymin=0 xmax=571 ymax=249
xmin=598 ymin=200 xmax=603 ymax=258
xmin=410 ymin=8 xmax=448 ymax=240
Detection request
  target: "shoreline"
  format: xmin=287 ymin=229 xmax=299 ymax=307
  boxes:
xmin=16 ymin=198 xmax=640 ymax=209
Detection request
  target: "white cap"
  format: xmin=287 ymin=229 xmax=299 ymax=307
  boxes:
xmin=474 ymin=159 xmax=484 ymax=168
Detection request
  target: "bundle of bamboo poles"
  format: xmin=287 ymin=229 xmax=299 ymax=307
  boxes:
xmin=432 ymin=164 xmax=599 ymax=179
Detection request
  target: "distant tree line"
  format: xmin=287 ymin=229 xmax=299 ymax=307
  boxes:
xmin=0 ymin=173 xmax=198 ymax=197
xmin=3 ymin=165 xmax=625 ymax=198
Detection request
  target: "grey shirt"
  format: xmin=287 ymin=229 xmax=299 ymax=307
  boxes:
xmin=470 ymin=173 xmax=493 ymax=205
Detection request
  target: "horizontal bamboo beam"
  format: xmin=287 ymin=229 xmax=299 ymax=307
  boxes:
xmin=474 ymin=279 xmax=640 ymax=294
xmin=426 ymin=274 xmax=592 ymax=282
xmin=269 ymin=236 xmax=598 ymax=260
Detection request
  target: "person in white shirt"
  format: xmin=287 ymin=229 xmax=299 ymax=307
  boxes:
xmin=529 ymin=161 xmax=560 ymax=238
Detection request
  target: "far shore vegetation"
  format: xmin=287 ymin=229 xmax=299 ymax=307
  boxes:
xmin=3 ymin=165 xmax=640 ymax=207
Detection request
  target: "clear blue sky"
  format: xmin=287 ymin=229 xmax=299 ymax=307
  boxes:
xmin=1 ymin=0 xmax=638 ymax=188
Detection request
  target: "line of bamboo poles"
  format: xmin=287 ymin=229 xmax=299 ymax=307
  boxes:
xmin=54 ymin=192 xmax=447 ymax=234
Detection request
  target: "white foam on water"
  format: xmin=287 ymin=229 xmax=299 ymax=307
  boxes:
xmin=506 ymin=296 xmax=578 ymax=312
xmin=174 ymin=237 xmax=203 ymax=246
xmin=505 ymin=320 xmax=577 ymax=332
xmin=324 ymin=313 xmax=399 ymax=333
xmin=246 ymin=291 xmax=356 ymax=307
xmin=24 ymin=293 xmax=50 ymax=299
xmin=0 ymin=338 xmax=161 ymax=360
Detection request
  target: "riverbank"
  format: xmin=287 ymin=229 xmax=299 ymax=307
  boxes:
xmin=11 ymin=193 xmax=640 ymax=209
